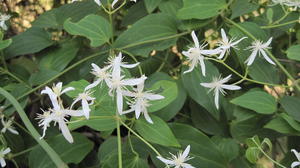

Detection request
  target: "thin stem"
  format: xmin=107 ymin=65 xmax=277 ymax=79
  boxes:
xmin=1 ymin=68 xmax=31 ymax=88
xmin=119 ymin=119 xmax=161 ymax=157
xmin=0 ymin=88 xmax=67 ymax=168
xmin=11 ymin=159 xmax=19 ymax=168
xmin=0 ymin=51 xmax=7 ymax=70
xmin=11 ymin=145 xmax=36 ymax=158
xmin=252 ymin=139 xmax=287 ymax=168
xmin=156 ymin=51 xmax=170 ymax=72
xmin=261 ymin=19 xmax=299 ymax=29
xmin=224 ymin=17 xmax=300 ymax=91
xmin=116 ymin=119 xmax=122 ymax=168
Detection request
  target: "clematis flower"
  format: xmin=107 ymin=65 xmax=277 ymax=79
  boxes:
xmin=38 ymin=83 xmax=83 ymax=143
xmin=216 ymin=28 xmax=247 ymax=59
xmin=108 ymin=52 xmax=140 ymax=76
xmin=71 ymin=90 xmax=95 ymax=119
xmin=291 ymin=149 xmax=300 ymax=168
xmin=245 ymin=37 xmax=275 ymax=66
xmin=106 ymin=71 xmax=146 ymax=115
xmin=0 ymin=13 xmax=11 ymax=31
xmin=0 ymin=147 xmax=10 ymax=167
xmin=157 ymin=145 xmax=194 ymax=168
xmin=85 ymin=63 xmax=111 ymax=91
xmin=1 ymin=116 xmax=18 ymax=135
xmin=182 ymin=31 xmax=220 ymax=76
xmin=200 ymin=74 xmax=241 ymax=109
xmin=123 ymin=78 xmax=164 ymax=124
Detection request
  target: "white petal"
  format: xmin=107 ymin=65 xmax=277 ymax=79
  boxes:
xmin=291 ymin=162 xmax=300 ymax=168
xmin=121 ymin=62 xmax=140 ymax=69
xmin=135 ymin=100 xmax=142 ymax=119
xmin=82 ymin=99 xmax=90 ymax=119
xmin=8 ymin=128 xmax=19 ymax=135
xmin=231 ymin=37 xmax=247 ymax=46
xmin=219 ymin=74 xmax=232 ymax=84
xmin=59 ymin=121 xmax=73 ymax=143
xmin=246 ymin=49 xmax=258 ymax=66
xmin=262 ymin=37 xmax=273 ymax=48
xmin=221 ymin=29 xmax=228 ymax=43
xmin=122 ymin=77 xmax=146 ymax=86
xmin=70 ymin=97 xmax=81 ymax=109
xmin=116 ymin=88 xmax=123 ymax=114
xmin=2 ymin=148 xmax=11 ymax=155
xmin=182 ymin=145 xmax=191 ymax=159
xmin=94 ymin=0 xmax=101 ymax=6
xmin=63 ymin=109 xmax=84 ymax=117
xmin=61 ymin=87 xmax=75 ymax=94
xmin=214 ymin=89 xmax=220 ymax=109
xmin=217 ymin=49 xmax=226 ymax=59
xmin=201 ymin=48 xmax=221 ymax=55
xmin=221 ymin=84 xmax=241 ymax=90
xmin=200 ymin=82 xmax=214 ymax=89
xmin=0 ymin=158 xmax=6 ymax=167
xmin=143 ymin=110 xmax=153 ymax=124
xmin=199 ymin=57 xmax=206 ymax=76
xmin=183 ymin=59 xmax=197 ymax=74
xmin=292 ymin=149 xmax=300 ymax=161
xmin=157 ymin=156 xmax=174 ymax=165
xmin=191 ymin=31 xmax=199 ymax=48
xmin=182 ymin=163 xmax=195 ymax=168
xmin=144 ymin=93 xmax=164 ymax=100
xmin=111 ymin=0 xmax=118 ymax=8
xmin=260 ymin=49 xmax=275 ymax=65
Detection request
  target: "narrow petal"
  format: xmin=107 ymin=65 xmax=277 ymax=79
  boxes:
xmin=201 ymin=49 xmax=221 ymax=55
xmin=59 ymin=121 xmax=73 ymax=143
xmin=8 ymin=128 xmax=19 ymax=135
xmin=122 ymin=77 xmax=146 ymax=86
xmin=221 ymin=29 xmax=228 ymax=43
xmin=117 ymin=88 xmax=123 ymax=114
xmin=156 ymin=156 xmax=174 ymax=165
xmin=61 ymin=87 xmax=75 ymax=94
xmin=0 ymin=158 xmax=6 ymax=167
xmin=111 ymin=0 xmax=118 ymax=8
xmin=94 ymin=0 xmax=101 ymax=6
xmin=200 ymin=82 xmax=214 ymax=89
xmin=135 ymin=100 xmax=142 ymax=119
xmin=221 ymin=84 xmax=241 ymax=90
xmin=183 ymin=59 xmax=197 ymax=74
xmin=291 ymin=149 xmax=300 ymax=161
xmin=191 ymin=31 xmax=199 ymax=48
xmin=121 ymin=62 xmax=140 ymax=69
xmin=231 ymin=37 xmax=247 ymax=46
xmin=260 ymin=49 xmax=275 ymax=65
xmin=182 ymin=163 xmax=195 ymax=168
xmin=182 ymin=145 xmax=191 ymax=159
xmin=3 ymin=148 xmax=11 ymax=155
xmin=291 ymin=162 xmax=300 ymax=168
xmin=246 ymin=49 xmax=258 ymax=66
xmin=144 ymin=93 xmax=164 ymax=100
xmin=217 ymin=49 xmax=226 ymax=59
xmin=64 ymin=109 xmax=84 ymax=117
xmin=82 ymin=99 xmax=90 ymax=119
xmin=199 ymin=57 xmax=206 ymax=76
xmin=214 ymin=89 xmax=220 ymax=109
xmin=262 ymin=37 xmax=273 ymax=48
xmin=70 ymin=97 xmax=81 ymax=109
xmin=143 ymin=110 xmax=153 ymax=124
xmin=219 ymin=74 xmax=232 ymax=84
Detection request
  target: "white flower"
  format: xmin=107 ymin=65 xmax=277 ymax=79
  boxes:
xmin=1 ymin=117 xmax=18 ymax=135
xmin=38 ymin=83 xmax=83 ymax=143
xmin=123 ymin=78 xmax=164 ymax=124
xmin=0 ymin=147 xmax=10 ymax=167
xmin=85 ymin=63 xmax=111 ymax=91
xmin=0 ymin=13 xmax=11 ymax=31
xmin=109 ymin=52 xmax=139 ymax=76
xmin=94 ymin=0 xmax=101 ymax=6
xmin=111 ymin=0 xmax=137 ymax=8
xmin=200 ymin=74 xmax=241 ymax=109
xmin=245 ymin=37 xmax=275 ymax=66
xmin=272 ymin=0 xmax=300 ymax=9
xmin=182 ymin=31 xmax=220 ymax=76
xmin=157 ymin=145 xmax=194 ymax=168
xmin=216 ymin=28 xmax=246 ymax=59
xmin=106 ymin=72 xmax=146 ymax=115
xmin=71 ymin=90 xmax=95 ymax=119
xmin=291 ymin=149 xmax=300 ymax=168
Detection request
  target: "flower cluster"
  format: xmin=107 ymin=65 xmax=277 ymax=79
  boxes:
xmin=1 ymin=116 xmax=18 ymax=135
xmin=37 ymin=53 xmax=164 ymax=143
xmin=272 ymin=0 xmax=300 ymax=9
xmin=182 ymin=29 xmax=275 ymax=109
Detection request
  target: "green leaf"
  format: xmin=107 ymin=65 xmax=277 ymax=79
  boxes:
xmin=121 ymin=1 xmax=148 ymax=27
xmin=148 ymin=80 xmax=178 ymax=112
xmin=287 ymin=45 xmax=300 ymax=61
xmin=64 ymin=14 xmax=112 ymax=47
xmin=264 ymin=116 xmax=300 ymax=135
xmin=113 ymin=13 xmax=178 ymax=57
xmin=230 ymin=0 xmax=259 ymax=19
xmin=245 ymin=147 xmax=260 ymax=163
xmin=177 ymin=0 xmax=226 ymax=20
xmin=29 ymin=69 xmax=59 ymax=86
xmin=159 ymin=0 xmax=183 ymax=16
xmin=64 ymin=79 xmax=90 ymax=98
xmin=29 ymin=133 xmax=94 ymax=168
xmin=144 ymin=0 xmax=162 ymax=13
xmin=4 ymin=28 xmax=54 ymax=59
xmin=231 ymin=91 xmax=277 ymax=114
xmin=181 ymin=62 xmax=220 ymax=119
xmin=39 ymin=40 xmax=79 ymax=72
xmin=280 ymin=96 xmax=300 ymax=122
xmin=212 ymin=137 xmax=240 ymax=162
xmin=32 ymin=0 xmax=99 ymax=29
xmin=135 ymin=115 xmax=180 ymax=147
xmin=0 ymin=39 xmax=12 ymax=50
xmin=279 ymin=113 xmax=300 ymax=132
xmin=169 ymin=123 xmax=228 ymax=168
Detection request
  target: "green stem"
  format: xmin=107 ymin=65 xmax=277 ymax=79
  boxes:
xmin=1 ymin=69 xmax=31 ymax=88
xmin=119 ymin=119 xmax=161 ymax=157
xmin=0 ymin=88 xmax=67 ymax=168
xmin=117 ymin=119 xmax=122 ymax=168
xmin=11 ymin=145 xmax=36 ymax=158
xmin=252 ymin=139 xmax=286 ymax=168
xmin=261 ymin=19 xmax=299 ymax=29
xmin=224 ymin=17 xmax=300 ymax=91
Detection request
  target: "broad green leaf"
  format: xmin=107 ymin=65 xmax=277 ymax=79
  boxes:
xmin=264 ymin=116 xmax=300 ymax=135
xmin=181 ymin=62 xmax=220 ymax=119
xmin=121 ymin=1 xmax=148 ymax=26
xmin=123 ymin=155 xmax=149 ymax=168
xmin=169 ymin=123 xmax=228 ymax=168
xmin=280 ymin=96 xmax=300 ymax=122
xmin=39 ymin=40 xmax=79 ymax=72
xmin=29 ymin=133 xmax=94 ymax=168
xmin=148 ymin=80 xmax=178 ymax=112
xmin=279 ymin=113 xmax=300 ymax=132
xmin=231 ymin=91 xmax=277 ymax=114
xmin=159 ymin=0 xmax=183 ymax=16
xmin=287 ymin=45 xmax=300 ymax=61
xmin=135 ymin=115 xmax=180 ymax=147
xmin=64 ymin=14 xmax=112 ymax=47
xmin=113 ymin=13 xmax=178 ymax=57
xmin=212 ymin=137 xmax=240 ymax=162
xmin=4 ymin=28 xmax=54 ymax=59
xmin=32 ymin=0 xmax=99 ymax=29
xmin=177 ymin=0 xmax=226 ymax=20
xmin=0 ymin=39 xmax=12 ymax=50
xmin=144 ymin=0 xmax=162 ymax=13
xmin=230 ymin=0 xmax=259 ymax=19
xmin=29 ymin=69 xmax=59 ymax=86
xmin=245 ymin=147 xmax=260 ymax=163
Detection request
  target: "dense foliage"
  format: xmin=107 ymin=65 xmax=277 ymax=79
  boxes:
xmin=0 ymin=0 xmax=300 ymax=167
